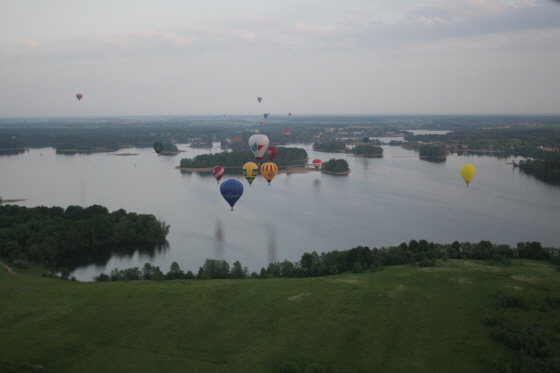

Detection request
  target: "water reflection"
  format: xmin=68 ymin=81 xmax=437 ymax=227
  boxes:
xmin=62 ymin=241 xmax=169 ymax=271
xmin=214 ymin=219 xmax=225 ymax=259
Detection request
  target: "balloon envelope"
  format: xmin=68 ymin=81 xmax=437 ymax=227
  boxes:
xmin=283 ymin=130 xmax=290 ymax=137
xmin=266 ymin=146 xmax=277 ymax=161
xmin=76 ymin=94 xmax=83 ymax=101
xmin=213 ymin=165 xmax=224 ymax=183
xmin=257 ymin=97 xmax=262 ymax=103
xmin=260 ymin=163 xmax=278 ymax=185
xmin=263 ymin=113 xmax=269 ymax=119
xmin=460 ymin=164 xmax=476 ymax=186
xmin=312 ymin=159 xmax=322 ymax=170
xmin=248 ymin=134 xmax=269 ymax=162
xmin=259 ymin=121 xmax=264 ymax=125
xmin=288 ymin=113 xmax=292 ymax=116
xmin=220 ymin=179 xmax=244 ymax=211
xmin=153 ymin=142 xmax=163 ymax=156
xmin=242 ymin=162 xmax=259 ymax=186
xmin=363 ymin=137 xmax=369 ymax=143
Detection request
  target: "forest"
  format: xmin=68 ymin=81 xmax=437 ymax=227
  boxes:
xmin=515 ymin=159 xmax=560 ymax=185
xmin=321 ymin=158 xmax=350 ymax=173
xmin=351 ymin=144 xmax=384 ymax=156
xmin=179 ymin=147 xmax=308 ymax=168
xmin=418 ymin=144 xmax=447 ymax=158
xmin=0 ymin=204 xmax=170 ymax=265
xmin=312 ymin=140 xmax=347 ymax=152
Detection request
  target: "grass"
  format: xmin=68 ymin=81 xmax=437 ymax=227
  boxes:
xmin=1 ymin=259 xmax=560 ymax=372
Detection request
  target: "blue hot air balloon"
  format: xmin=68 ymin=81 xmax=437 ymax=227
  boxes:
xmin=220 ymin=179 xmax=244 ymax=211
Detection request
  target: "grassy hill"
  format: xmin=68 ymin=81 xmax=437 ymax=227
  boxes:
xmin=1 ymin=259 xmax=560 ymax=373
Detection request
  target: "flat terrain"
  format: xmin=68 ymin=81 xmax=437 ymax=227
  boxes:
xmin=1 ymin=259 xmax=560 ymax=372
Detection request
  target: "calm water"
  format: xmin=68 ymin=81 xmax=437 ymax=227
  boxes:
xmin=1 ymin=136 xmax=559 ymax=281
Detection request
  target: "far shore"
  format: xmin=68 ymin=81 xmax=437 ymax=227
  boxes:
xmin=1 ymin=199 xmax=27 ymax=203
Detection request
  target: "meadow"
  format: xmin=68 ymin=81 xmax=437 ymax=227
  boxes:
xmin=1 ymin=259 xmax=560 ymax=372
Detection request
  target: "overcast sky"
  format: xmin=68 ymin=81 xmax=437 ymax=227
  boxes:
xmin=1 ymin=0 xmax=559 ymax=117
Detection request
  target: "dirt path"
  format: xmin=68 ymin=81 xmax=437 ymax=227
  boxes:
xmin=0 ymin=260 xmax=17 ymax=275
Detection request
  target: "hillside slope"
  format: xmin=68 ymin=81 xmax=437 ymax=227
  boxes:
xmin=1 ymin=260 xmax=559 ymax=373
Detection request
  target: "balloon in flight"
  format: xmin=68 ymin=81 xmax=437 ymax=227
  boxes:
xmin=266 ymin=146 xmax=277 ymax=161
xmin=460 ymin=164 xmax=476 ymax=187
xmin=263 ymin=113 xmax=269 ymax=119
xmin=248 ymin=134 xmax=269 ymax=162
xmin=283 ymin=129 xmax=290 ymax=137
xmin=76 ymin=94 xmax=83 ymax=101
xmin=213 ymin=165 xmax=224 ymax=184
xmin=288 ymin=113 xmax=292 ymax=116
xmin=260 ymin=162 xmax=278 ymax=185
xmin=242 ymin=162 xmax=259 ymax=186
xmin=363 ymin=137 xmax=369 ymax=143
xmin=259 ymin=121 xmax=264 ymax=125
xmin=220 ymin=179 xmax=244 ymax=211
xmin=153 ymin=142 xmax=163 ymax=156
xmin=257 ymin=97 xmax=262 ymax=103
xmin=312 ymin=159 xmax=322 ymax=170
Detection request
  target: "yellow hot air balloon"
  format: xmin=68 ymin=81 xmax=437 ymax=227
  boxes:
xmin=460 ymin=163 xmax=476 ymax=186
xmin=243 ymin=162 xmax=259 ymax=186
xmin=260 ymin=162 xmax=278 ymax=185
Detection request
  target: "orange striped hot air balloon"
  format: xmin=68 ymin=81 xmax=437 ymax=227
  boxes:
xmin=260 ymin=162 xmax=278 ymax=185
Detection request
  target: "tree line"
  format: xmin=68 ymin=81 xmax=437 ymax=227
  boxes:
xmin=0 ymin=204 xmax=170 ymax=264
xmin=418 ymin=144 xmax=447 ymax=158
xmin=313 ymin=141 xmax=347 ymax=152
xmin=92 ymin=239 xmax=558 ymax=282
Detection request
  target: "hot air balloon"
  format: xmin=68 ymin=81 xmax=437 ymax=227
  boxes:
xmin=312 ymin=159 xmax=322 ymax=170
xmin=260 ymin=162 xmax=278 ymax=185
xmin=153 ymin=142 xmax=163 ymax=156
xmin=76 ymin=94 xmax=83 ymax=101
xmin=213 ymin=165 xmax=224 ymax=184
xmin=363 ymin=137 xmax=369 ymax=143
xmin=259 ymin=121 xmax=264 ymax=125
xmin=220 ymin=179 xmax=244 ymax=211
xmin=266 ymin=146 xmax=277 ymax=161
xmin=257 ymin=97 xmax=262 ymax=103
xmin=283 ymin=130 xmax=290 ymax=137
xmin=248 ymin=134 xmax=269 ymax=162
xmin=460 ymin=163 xmax=476 ymax=187
xmin=288 ymin=113 xmax=292 ymax=116
xmin=242 ymin=162 xmax=259 ymax=186
xmin=263 ymin=113 xmax=269 ymax=119
xmin=254 ymin=129 xmax=259 ymax=134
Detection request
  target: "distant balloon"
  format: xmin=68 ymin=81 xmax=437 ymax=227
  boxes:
xmin=254 ymin=129 xmax=259 ymax=133
xmin=363 ymin=137 xmax=369 ymax=143
xmin=153 ymin=142 xmax=163 ymax=156
xmin=312 ymin=159 xmax=322 ymax=170
xmin=259 ymin=121 xmax=264 ymax=125
xmin=260 ymin=162 xmax=278 ymax=185
xmin=283 ymin=129 xmax=290 ymax=137
xmin=248 ymin=134 xmax=269 ymax=162
xmin=220 ymin=179 xmax=244 ymax=211
xmin=213 ymin=165 xmax=224 ymax=184
xmin=242 ymin=162 xmax=259 ymax=186
xmin=288 ymin=113 xmax=292 ymax=116
xmin=257 ymin=97 xmax=262 ymax=103
xmin=460 ymin=163 xmax=476 ymax=187
xmin=76 ymin=94 xmax=83 ymax=101
xmin=266 ymin=146 xmax=277 ymax=161
xmin=263 ymin=113 xmax=269 ymax=119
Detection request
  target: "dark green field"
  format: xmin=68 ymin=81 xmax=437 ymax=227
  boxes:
xmin=1 ymin=259 xmax=560 ymax=373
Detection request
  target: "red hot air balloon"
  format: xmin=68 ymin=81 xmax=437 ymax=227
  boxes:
xmin=260 ymin=121 xmax=264 ymax=125
xmin=76 ymin=94 xmax=83 ymax=101
xmin=288 ymin=113 xmax=292 ymax=116
xmin=283 ymin=129 xmax=290 ymax=137
xmin=266 ymin=146 xmax=277 ymax=161
xmin=312 ymin=159 xmax=322 ymax=170
xmin=213 ymin=165 xmax=224 ymax=183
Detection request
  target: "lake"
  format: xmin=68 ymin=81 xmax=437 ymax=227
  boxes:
xmin=1 ymin=132 xmax=559 ymax=281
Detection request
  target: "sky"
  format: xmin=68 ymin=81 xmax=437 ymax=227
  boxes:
xmin=1 ymin=0 xmax=560 ymax=117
